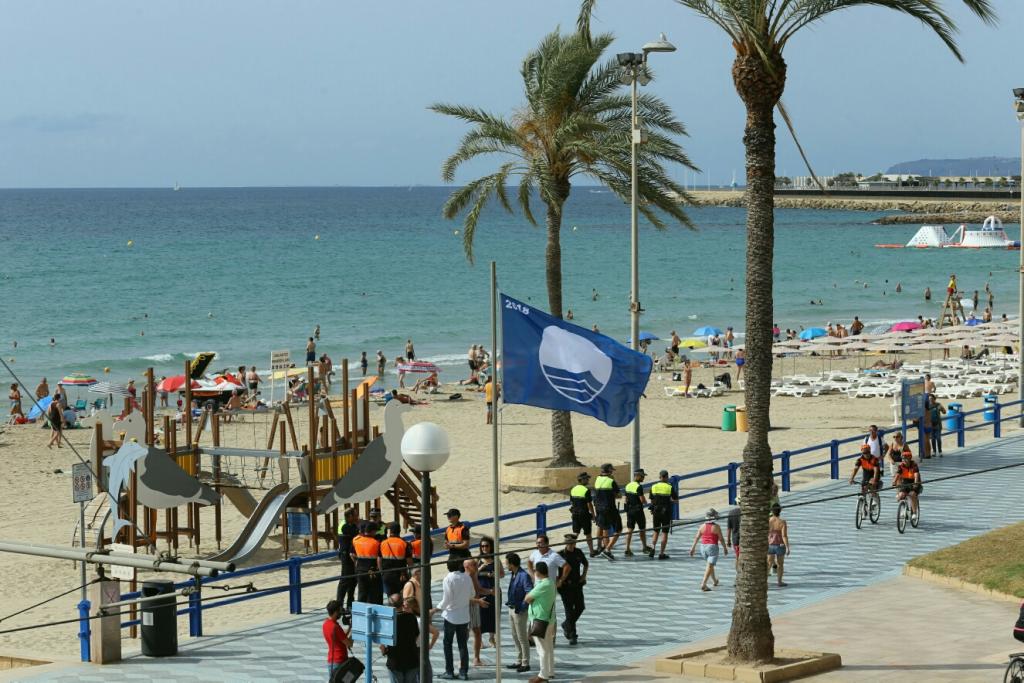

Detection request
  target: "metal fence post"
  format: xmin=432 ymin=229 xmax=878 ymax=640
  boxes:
xmin=994 ymin=400 xmax=1002 ymax=438
xmin=781 ymin=451 xmax=792 ymax=492
xmin=288 ymin=558 xmax=302 ymax=614
xmin=188 ymin=579 xmax=203 ymax=637
xmin=77 ymin=599 xmax=91 ymax=662
xmin=726 ymin=466 xmax=738 ymax=506
xmin=829 ymin=440 xmax=839 ymax=480
xmin=671 ymin=476 xmax=682 ymax=518
xmin=957 ymin=411 xmax=966 ymax=448
xmin=535 ymin=504 xmax=548 ymax=537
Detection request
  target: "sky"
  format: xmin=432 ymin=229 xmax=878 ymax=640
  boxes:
xmin=0 ymin=1 xmax=1021 ymax=188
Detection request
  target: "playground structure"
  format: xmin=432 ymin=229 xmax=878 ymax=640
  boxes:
xmin=83 ymin=357 xmax=439 ymax=626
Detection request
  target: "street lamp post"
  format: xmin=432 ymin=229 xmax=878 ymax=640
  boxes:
xmin=401 ymin=422 xmax=450 ymax=683
xmin=618 ymin=34 xmax=676 ymax=476
xmin=1014 ymin=88 xmax=1024 ymax=427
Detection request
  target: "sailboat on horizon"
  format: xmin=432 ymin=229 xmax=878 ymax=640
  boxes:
xmin=173 ymin=182 xmax=181 ymax=192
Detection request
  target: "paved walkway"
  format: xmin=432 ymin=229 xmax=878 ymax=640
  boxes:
xmin=16 ymin=433 xmax=1024 ymax=682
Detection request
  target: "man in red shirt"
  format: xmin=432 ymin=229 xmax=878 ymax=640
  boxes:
xmin=322 ymin=599 xmax=350 ymax=679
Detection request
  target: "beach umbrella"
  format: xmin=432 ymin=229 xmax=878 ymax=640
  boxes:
xmin=397 ymin=361 xmax=440 ymax=374
xmin=639 ymin=331 xmax=659 ymax=342
xmin=965 ymin=318 xmax=981 ymax=327
xmin=59 ymin=373 xmax=98 ymax=387
xmin=693 ymin=326 xmax=722 ymax=337
xmin=680 ymin=338 xmax=707 ymax=349
xmin=890 ymin=321 xmax=921 ymax=332
xmin=799 ymin=328 xmax=827 ymax=340
xmin=28 ymin=395 xmax=53 ymax=421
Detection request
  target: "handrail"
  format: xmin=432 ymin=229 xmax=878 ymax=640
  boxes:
xmin=77 ymin=395 xmax=1024 ymax=660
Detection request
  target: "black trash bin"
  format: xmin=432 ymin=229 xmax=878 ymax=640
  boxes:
xmin=140 ymin=579 xmax=178 ymax=657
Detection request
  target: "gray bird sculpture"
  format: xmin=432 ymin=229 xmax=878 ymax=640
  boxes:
xmin=316 ymin=399 xmax=410 ymax=514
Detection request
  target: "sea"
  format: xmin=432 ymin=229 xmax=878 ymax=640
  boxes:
xmin=1 ymin=187 xmax=1020 ymax=389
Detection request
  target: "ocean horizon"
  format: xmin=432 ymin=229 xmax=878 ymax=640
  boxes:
xmin=1 ymin=186 xmax=1019 ymax=389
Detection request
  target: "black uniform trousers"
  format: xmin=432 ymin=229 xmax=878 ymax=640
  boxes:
xmin=337 ymin=555 xmax=356 ymax=610
xmin=355 ymin=560 xmax=383 ymax=605
xmin=558 ymin=583 xmax=586 ymax=639
xmin=380 ymin=560 xmax=407 ymax=600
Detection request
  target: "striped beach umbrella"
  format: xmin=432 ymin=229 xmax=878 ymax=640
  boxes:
xmin=59 ymin=373 xmax=97 ymax=387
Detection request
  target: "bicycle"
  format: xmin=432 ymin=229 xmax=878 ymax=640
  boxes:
xmin=853 ymin=481 xmax=880 ymax=529
xmin=895 ymin=489 xmax=920 ymax=534
xmin=1004 ymin=652 xmax=1024 ymax=683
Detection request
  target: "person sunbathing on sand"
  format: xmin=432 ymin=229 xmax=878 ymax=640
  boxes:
xmin=390 ymin=389 xmax=426 ymax=406
xmin=413 ymin=373 xmax=439 ymax=393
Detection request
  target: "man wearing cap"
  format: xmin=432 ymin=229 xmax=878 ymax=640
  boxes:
xmin=623 ymin=468 xmax=652 ymax=557
xmin=335 ymin=507 xmax=360 ymax=614
xmin=368 ymin=507 xmax=387 ymax=544
xmin=648 ymin=470 xmax=678 ymax=560
xmin=568 ymin=472 xmax=598 ymax=557
xmin=593 ymin=463 xmax=622 ymax=560
xmin=380 ymin=522 xmax=412 ymax=599
xmin=557 ymin=533 xmax=588 ymax=645
xmin=350 ymin=522 xmax=383 ymax=605
xmin=444 ymin=508 xmax=471 ymax=561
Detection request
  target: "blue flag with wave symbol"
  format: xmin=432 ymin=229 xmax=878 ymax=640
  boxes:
xmin=500 ymin=294 xmax=652 ymax=427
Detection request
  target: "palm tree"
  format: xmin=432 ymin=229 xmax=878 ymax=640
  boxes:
xmin=432 ymin=29 xmax=696 ymax=468
xmin=579 ymin=0 xmax=994 ymax=664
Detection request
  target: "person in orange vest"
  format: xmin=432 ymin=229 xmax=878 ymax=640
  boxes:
xmin=444 ymin=508 xmax=471 ymax=560
xmin=380 ymin=522 xmax=412 ymax=599
xmin=350 ymin=522 xmax=383 ymax=605
xmin=410 ymin=525 xmax=433 ymax=564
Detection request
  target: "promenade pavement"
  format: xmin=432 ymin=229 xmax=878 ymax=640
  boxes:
xmin=16 ymin=432 xmax=1024 ymax=682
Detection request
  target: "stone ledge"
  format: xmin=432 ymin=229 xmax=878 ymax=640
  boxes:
xmin=903 ymin=564 xmax=1021 ymax=604
xmin=502 ymin=459 xmax=628 ymax=493
xmin=655 ymin=647 xmax=841 ymax=682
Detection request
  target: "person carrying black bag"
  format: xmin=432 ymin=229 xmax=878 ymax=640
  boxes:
xmin=525 ymin=561 xmax=557 ymax=683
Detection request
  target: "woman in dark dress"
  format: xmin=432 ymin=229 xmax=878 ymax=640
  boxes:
xmin=476 ymin=537 xmax=499 ymax=648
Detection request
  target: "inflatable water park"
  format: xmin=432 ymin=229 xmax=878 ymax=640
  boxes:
xmin=876 ymin=215 xmax=1021 ymax=250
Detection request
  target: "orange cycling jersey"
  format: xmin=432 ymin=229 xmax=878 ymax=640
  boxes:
xmin=857 ymin=455 xmax=879 ymax=471
xmin=897 ymin=462 xmax=919 ymax=481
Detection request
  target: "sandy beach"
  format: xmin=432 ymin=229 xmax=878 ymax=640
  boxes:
xmin=0 ymin=348 xmax=1018 ymax=664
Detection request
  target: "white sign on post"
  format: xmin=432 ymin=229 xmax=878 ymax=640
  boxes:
xmin=106 ymin=543 xmax=135 ymax=581
xmin=72 ymin=463 xmax=93 ymax=503
xmin=270 ymin=349 xmax=291 ymax=406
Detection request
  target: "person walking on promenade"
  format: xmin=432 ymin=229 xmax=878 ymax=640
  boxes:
xmin=767 ymin=504 xmax=791 ymax=587
xmin=380 ymin=523 xmax=412 ymax=599
xmin=436 ymin=559 xmax=477 ymax=680
xmin=863 ymin=424 xmax=883 ymax=459
xmin=557 ymin=533 xmax=588 ymax=645
xmin=727 ymin=502 xmax=741 ymax=570
xmin=623 ymin=468 xmax=651 ymax=557
xmin=475 ymin=537 xmax=500 ymax=651
xmin=306 ymin=337 xmax=317 ymax=365
xmin=928 ymin=394 xmax=946 ymax=457
xmin=648 ymin=470 xmax=677 ymax=560
xmin=504 ymin=552 xmax=533 ymax=674
xmin=322 ymin=599 xmax=351 ymax=680
xmin=593 ymin=463 xmax=622 ymax=560
xmin=884 ymin=430 xmax=905 ymax=478
xmin=351 ymin=522 xmax=382 ymax=605
xmin=525 ymin=561 xmax=557 ymax=683
xmin=527 ymin=534 xmax=568 ymax=585
xmin=336 ymin=508 xmax=359 ymax=614
xmin=564 ymin=472 xmax=596 ymax=556
xmin=381 ymin=594 xmax=420 ymax=683
xmin=690 ymin=509 xmax=728 ymax=592
xmin=444 ymin=508 xmax=471 ymax=561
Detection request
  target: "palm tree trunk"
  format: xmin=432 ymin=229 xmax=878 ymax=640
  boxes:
xmin=544 ymin=182 xmax=581 ymax=468
xmin=726 ymin=51 xmax=786 ymax=665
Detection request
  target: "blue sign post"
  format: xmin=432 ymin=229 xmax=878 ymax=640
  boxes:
xmin=901 ymin=378 xmax=927 ymax=450
xmin=350 ymin=602 xmax=395 ymax=682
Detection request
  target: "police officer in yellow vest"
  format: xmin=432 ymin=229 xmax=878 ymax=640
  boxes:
xmin=593 ymin=463 xmax=622 ymax=560
xmin=623 ymin=469 xmax=652 ymax=557
xmin=568 ymin=472 xmax=598 ymax=557
xmin=649 ymin=469 xmax=678 ymax=559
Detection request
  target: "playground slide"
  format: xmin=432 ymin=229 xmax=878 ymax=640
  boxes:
xmin=206 ymin=483 xmax=307 ymax=564
xmin=220 ymin=476 xmax=258 ymax=518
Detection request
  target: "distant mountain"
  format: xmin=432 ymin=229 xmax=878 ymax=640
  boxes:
xmin=886 ymin=157 xmax=1021 ymax=177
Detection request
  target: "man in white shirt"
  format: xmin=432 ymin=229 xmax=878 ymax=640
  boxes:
xmin=527 ymin=535 xmax=570 ymax=585
xmin=436 ymin=559 xmax=475 ymax=679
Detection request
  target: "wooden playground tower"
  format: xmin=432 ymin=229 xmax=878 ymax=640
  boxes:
xmin=91 ymin=358 xmax=439 ymax=559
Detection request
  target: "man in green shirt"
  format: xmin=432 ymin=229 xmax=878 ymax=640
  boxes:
xmin=525 ymin=561 xmax=557 ymax=682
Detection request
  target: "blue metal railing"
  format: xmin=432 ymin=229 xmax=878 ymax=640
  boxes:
xmin=76 ymin=397 xmax=1024 ymax=660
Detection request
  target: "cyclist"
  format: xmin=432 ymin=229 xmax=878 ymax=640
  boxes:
xmin=848 ymin=444 xmax=881 ymax=493
xmin=892 ymin=447 xmax=922 ymax=518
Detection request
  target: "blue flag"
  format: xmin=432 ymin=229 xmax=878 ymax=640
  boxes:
xmin=500 ymin=294 xmax=652 ymax=427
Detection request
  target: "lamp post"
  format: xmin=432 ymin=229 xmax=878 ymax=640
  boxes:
xmin=618 ymin=34 xmax=676 ymax=476
xmin=401 ymin=421 xmax=450 ymax=683
xmin=1014 ymin=88 xmax=1024 ymax=426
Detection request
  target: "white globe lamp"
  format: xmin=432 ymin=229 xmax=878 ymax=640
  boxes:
xmin=401 ymin=422 xmax=450 ymax=472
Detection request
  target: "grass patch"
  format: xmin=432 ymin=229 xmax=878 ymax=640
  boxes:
xmin=909 ymin=521 xmax=1024 ymax=598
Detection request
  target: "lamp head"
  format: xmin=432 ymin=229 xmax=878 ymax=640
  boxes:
xmin=1013 ymin=87 xmax=1024 ymax=99
xmin=642 ymin=33 xmax=677 ymax=60
xmin=401 ymin=421 xmax=450 ymax=473
xmin=616 ymin=52 xmax=638 ymax=67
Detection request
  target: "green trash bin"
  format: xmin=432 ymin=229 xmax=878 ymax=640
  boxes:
xmin=722 ymin=404 xmax=737 ymax=432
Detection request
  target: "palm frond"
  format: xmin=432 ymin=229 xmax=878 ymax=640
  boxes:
xmin=577 ymin=0 xmax=599 ymax=44
xmin=775 ymin=99 xmax=825 ymax=190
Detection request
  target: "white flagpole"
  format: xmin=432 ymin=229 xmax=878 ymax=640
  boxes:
xmin=490 ymin=260 xmax=503 ymax=680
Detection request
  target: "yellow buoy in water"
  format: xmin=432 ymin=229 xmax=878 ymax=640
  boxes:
xmin=104 ymin=367 xmax=110 ymax=373
xmin=127 ymin=239 xmax=134 ymax=247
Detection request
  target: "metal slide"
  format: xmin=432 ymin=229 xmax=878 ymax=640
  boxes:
xmin=206 ymin=483 xmax=308 ymax=564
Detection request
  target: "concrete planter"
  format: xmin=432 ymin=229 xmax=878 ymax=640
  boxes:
xmin=502 ymin=458 xmax=629 ymax=493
